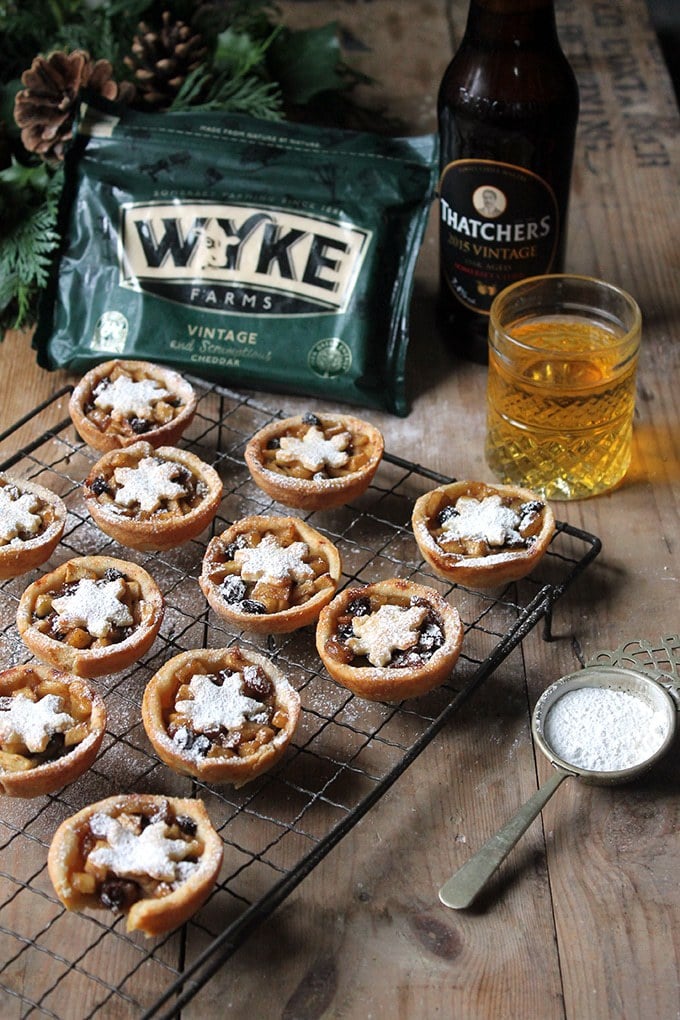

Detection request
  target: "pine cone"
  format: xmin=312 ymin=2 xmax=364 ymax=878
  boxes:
xmin=14 ymin=50 xmax=136 ymax=162
xmin=124 ymin=11 xmax=208 ymax=109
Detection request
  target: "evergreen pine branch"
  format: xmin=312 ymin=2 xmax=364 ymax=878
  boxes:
xmin=0 ymin=163 xmax=62 ymax=332
xmin=170 ymin=24 xmax=284 ymax=118
xmin=172 ymin=69 xmax=283 ymax=119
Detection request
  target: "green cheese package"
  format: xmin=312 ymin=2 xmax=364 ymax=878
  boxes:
xmin=34 ymin=96 xmax=438 ymax=416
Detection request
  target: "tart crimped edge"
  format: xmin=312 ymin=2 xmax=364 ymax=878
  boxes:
xmin=142 ymin=646 xmax=301 ymax=787
xmin=199 ymin=515 xmax=342 ymax=634
xmin=84 ymin=441 xmax=223 ymax=551
xmin=69 ymin=359 xmax=198 ymax=452
xmin=315 ymin=577 xmax=463 ymax=702
xmin=16 ymin=555 xmax=165 ymax=678
xmin=244 ymin=413 xmax=384 ymax=510
xmin=47 ymin=793 xmax=223 ymax=937
xmin=0 ymin=663 xmax=106 ymax=797
xmin=412 ymin=480 xmax=556 ymax=588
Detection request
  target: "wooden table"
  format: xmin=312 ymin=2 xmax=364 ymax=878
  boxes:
xmin=1 ymin=1 xmax=679 ymax=1017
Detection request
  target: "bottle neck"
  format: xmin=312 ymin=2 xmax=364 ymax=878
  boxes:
xmin=462 ymin=0 xmax=560 ymax=48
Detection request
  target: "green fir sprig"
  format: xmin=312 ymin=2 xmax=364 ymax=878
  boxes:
xmin=0 ymin=160 xmax=62 ymax=332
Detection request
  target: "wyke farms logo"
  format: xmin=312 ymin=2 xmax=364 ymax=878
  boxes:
xmin=119 ymin=201 xmax=371 ymax=315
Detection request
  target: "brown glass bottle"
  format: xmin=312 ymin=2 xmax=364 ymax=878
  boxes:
xmin=437 ymin=0 xmax=579 ymax=362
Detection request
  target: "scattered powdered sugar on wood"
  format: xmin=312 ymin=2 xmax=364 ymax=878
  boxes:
xmin=543 ymin=686 xmax=669 ymax=771
xmin=0 ymin=630 xmax=32 ymax=668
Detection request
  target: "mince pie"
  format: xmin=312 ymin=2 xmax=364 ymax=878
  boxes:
xmin=47 ymin=794 xmax=223 ymax=937
xmin=69 ymin=359 xmax=197 ymax=452
xmin=199 ymin=515 xmax=342 ymax=634
xmin=84 ymin=441 xmax=223 ymax=551
xmin=244 ymin=412 xmax=384 ymax=510
xmin=0 ymin=663 xmax=106 ymax=797
xmin=142 ymin=646 xmax=301 ymax=787
xmin=316 ymin=578 xmax=463 ymax=702
xmin=17 ymin=555 xmax=164 ymax=678
xmin=411 ymin=481 xmax=556 ymax=588
xmin=0 ymin=473 xmax=66 ymax=580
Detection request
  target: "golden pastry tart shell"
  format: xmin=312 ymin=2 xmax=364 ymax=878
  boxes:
xmin=412 ymin=481 xmax=556 ymax=589
xmin=199 ymin=515 xmax=342 ymax=634
xmin=0 ymin=664 xmax=106 ymax=797
xmin=84 ymin=442 xmax=223 ymax=551
xmin=0 ymin=474 xmax=66 ymax=580
xmin=16 ymin=555 xmax=164 ymax=678
xmin=142 ymin=646 xmax=301 ymax=787
xmin=244 ymin=413 xmax=384 ymax=510
xmin=47 ymin=794 xmax=223 ymax=937
xmin=69 ymin=359 xmax=198 ymax=452
xmin=315 ymin=578 xmax=463 ymax=702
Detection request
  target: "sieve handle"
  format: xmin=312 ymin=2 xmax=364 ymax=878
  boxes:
xmin=439 ymin=767 xmax=570 ymax=910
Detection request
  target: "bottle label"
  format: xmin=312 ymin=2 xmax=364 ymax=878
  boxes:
xmin=439 ymin=159 xmax=559 ymax=315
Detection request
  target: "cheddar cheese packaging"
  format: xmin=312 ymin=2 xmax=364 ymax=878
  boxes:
xmin=35 ymin=97 xmax=437 ymax=415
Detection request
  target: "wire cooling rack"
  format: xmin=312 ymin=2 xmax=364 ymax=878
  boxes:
xmin=0 ymin=381 xmax=601 ymax=1019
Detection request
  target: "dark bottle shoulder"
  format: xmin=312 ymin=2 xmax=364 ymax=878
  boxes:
xmin=438 ymin=45 xmax=578 ymax=110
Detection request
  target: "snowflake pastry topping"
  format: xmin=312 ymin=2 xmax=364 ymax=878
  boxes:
xmin=275 ymin=425 xmax=350 ymax=473
xmin=113 ymin=457 xmax=187 ymax=513
xmin=234 ymin=533 xmax=314 ymax=583
xmin=88 ymin=813 xmax=195 ymax=883
xmin=347 ymin=603 xmax=428 ymax=668
xmin=52 ymin=577 xmax=134 ymax=638
xmin=0 ymin=488 xmax=42 ymax=542
xmin=94 ymin=376 xmax=170 ymax=417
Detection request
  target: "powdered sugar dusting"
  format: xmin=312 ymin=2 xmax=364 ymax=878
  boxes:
xmin=175 ymin=672 xmax=269 ymax=732
xmin=276 ymin=426 xmax=350 ymax=473
xmin=234 ymin=534 xmax=313 ymax=583
xmin=440 ymin=495 xmax=522 ymax=548
xmin=544 ymin=686 xmax=669 ymax=771
xmin=94 ymin=376 xmax=170 ymax=417
xmin=52 ymin=578 xmax=134 ymax=638
xmin=114 ymin=458 xmax=187 ymax=513
xmin=88 ymin=813 xmax=197 ymax=883
xmin=0 ymin=487 xmax=42 ymax=543
xmin=0 ymin=693 xmax=75 ymax=754
xmin=347 ymin=604 xmax=428 ymax=668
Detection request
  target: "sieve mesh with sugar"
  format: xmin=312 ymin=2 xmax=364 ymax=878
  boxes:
xmin=439 ymin=664 xmax=678 ymax=910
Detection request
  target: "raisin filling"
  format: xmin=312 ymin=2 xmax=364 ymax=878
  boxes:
xmin=433 ymin=496 xmax=547 ymax=556
xmin=166 ymin=664 xmax=287 ymax=760
xmin=88 ymin=457 xmax=201 ymax=519
xmin=79 ymin=798 xmax=202 ymax=914
xmin=328 ymin=595 xmax=445 ymax=669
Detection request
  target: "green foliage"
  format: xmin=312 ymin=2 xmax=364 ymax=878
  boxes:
xmin=0 ymin=160 xmax=62 ymax=332
xmin=268 ymin=23 xmax=347 ymax=106
xmin=0 ymin=0 xmax=148 ymax=79
xmin=171 ymin=24 xmax=283 ymax=118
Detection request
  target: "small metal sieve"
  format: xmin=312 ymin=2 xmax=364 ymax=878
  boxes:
xmin=439 ymin=665 xmax=679 ymax=910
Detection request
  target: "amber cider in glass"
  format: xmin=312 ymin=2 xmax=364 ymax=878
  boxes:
xmin=485 ymin=275 xmax=641 ymax=500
